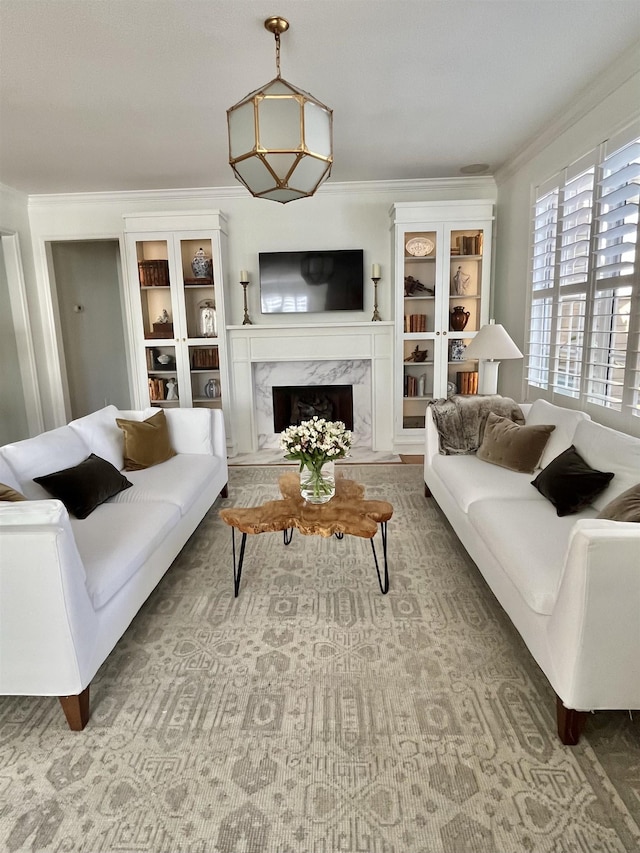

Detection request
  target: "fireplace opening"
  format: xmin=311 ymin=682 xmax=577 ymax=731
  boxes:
xmin=272 ymin=385 xmax=354 ymax=433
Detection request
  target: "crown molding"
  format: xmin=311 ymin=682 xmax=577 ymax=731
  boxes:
xmin=495 ymin=39 xmax=640 ymax=185
xmin=26 ymin=175 xmax=496 ymax=209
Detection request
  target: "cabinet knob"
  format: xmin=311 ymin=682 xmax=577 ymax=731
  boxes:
xmin=436 ymin=331 xmax=440 ymax=336
xmin=443 ymin=331 xmax=447 ymax=336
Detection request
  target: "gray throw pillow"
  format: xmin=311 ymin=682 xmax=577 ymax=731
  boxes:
xmin=597 ymin=482 xmax=640 ymax=523
xmin=477 ymin=413 xmax=555 ymax=474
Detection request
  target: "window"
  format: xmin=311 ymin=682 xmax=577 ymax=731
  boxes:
xmin=526 ymin=124 xmax=640 ymax=428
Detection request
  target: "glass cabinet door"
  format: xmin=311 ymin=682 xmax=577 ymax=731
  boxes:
xmin=445 ymin=228 xmax=485 ymax=397
xmin=178 ymin=237 xmax=223 ymax=411
xmin=135 ymin=238 xmax=181 ymax=408
xmin=402 ymin=230 xmax=438 ymax=430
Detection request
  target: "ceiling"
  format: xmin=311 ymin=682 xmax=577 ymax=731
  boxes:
xmin=1 ymin=0 xmax=639 ymax=196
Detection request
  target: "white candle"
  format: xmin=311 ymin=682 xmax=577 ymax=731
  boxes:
xmin=240 ymin=270 xmax=249 ymax=282
xmin=372 ymin=263 xmax=381 ymax=278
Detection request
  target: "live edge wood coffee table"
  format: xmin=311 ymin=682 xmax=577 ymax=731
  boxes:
xmin=220 ymin=472 xmax=393 ymax=597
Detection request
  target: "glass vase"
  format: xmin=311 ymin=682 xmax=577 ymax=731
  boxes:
xmin=300 ymin=459 xmax=335 ymax=504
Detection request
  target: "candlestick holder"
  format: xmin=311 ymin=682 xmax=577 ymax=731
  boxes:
xmin=240 ymin=279 xmax=253 ymax=325
xmin=371 ymin=277 xmax=381 ymax=322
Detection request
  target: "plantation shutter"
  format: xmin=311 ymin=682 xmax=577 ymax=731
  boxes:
xmin=527 ymin=186 xmax=558 ymax=389
xmin=588 ymin=130 xmax=640 ymax=415
xmin=551 ymin=154 xmax=596 ymax=397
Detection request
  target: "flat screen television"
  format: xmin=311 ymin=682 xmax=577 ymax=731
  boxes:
xmin=259 ymin=249 xmax=364 ymax=314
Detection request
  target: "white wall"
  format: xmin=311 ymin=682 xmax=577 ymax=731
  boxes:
xmin=0 ymin=184 xmax=44 ymax=436
xmin=26 ymin=177 xmax=496 ymax=429
xmin=493 ymin=52 xmax=640 ymax=420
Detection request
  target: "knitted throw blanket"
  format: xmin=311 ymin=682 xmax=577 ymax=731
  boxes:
xmin=428 ymin=395 xmax=525 ymax=455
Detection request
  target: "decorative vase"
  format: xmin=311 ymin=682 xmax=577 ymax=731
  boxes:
xmin=204 ymin=377 xmax=220 ymax=398
xmin=299 ymin=459 xmax=335 ymax=504
xmin=450 ymin=305 xmax=470 ymax=331
xmin=198 ymin=300 xmax=217 ymax=337
xmin=192 ymin=247 xmax=212 ymax=279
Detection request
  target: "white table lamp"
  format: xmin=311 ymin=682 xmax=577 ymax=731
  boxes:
xmin=463 ymin=320 xmax=523 ymax=395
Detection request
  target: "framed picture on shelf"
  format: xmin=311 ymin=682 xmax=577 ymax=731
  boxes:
xmin=449 ymin=339 xmax=466 ymax=361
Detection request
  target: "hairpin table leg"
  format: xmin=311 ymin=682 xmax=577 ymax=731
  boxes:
xmin=232 ymin=527 xmax=247 ymax=598
xmin=283 ymin=527 xmax=294 ymax=545
xmin=370 ymin=521 xmax=389 ymax=593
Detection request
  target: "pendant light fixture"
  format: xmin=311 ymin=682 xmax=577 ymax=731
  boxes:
xmin=227 ymin=16 xmax=333 ymax=204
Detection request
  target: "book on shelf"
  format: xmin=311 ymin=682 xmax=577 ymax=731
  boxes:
xmin=404 ymin=374 xmax=423 ymax=397
xmin=455 ymin=233 xmax=483 ymax=256
xmin=404 ymin=313 xmax=427 ymax=332
xmin=148 ymin=377 xmax=166 ymax=401
xmin=191 ymin=347 xmax=219 ymax=369
xmin=456 ymin=370 xmax=478 ymax=395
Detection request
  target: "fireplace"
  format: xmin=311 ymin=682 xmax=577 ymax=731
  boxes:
xmin=272 ymin=384 xmax=354 ymax=433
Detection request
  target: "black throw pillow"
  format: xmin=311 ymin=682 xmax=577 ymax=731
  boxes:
xmin=531 ymin=445 xmax=614 ymax=517
xmin=35 ymin=453 xmax=132 ymax=519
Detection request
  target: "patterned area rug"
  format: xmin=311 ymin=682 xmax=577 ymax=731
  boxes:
xmin=1 ymin=464 xmax=638 ymax=853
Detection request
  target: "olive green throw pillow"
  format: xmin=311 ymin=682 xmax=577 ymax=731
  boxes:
xmin=476 ymin=413 xmax=556 ymax=474
xmin=597 ymin=482 xmax=640 ymax=523
xmin=0 ymin=482 xmax=27 ymax=502
xmin=116 ymin=410 xmax=176 ymax=471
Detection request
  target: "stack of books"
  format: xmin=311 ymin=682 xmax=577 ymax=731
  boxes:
xmin=457 ymin=371 xmax=479 ymax=394
xmin=404 ymin=314 xmax=427 ymax=332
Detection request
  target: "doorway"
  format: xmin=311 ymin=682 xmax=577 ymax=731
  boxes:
xmin=50 ymin=240 xmax=131 ymax=419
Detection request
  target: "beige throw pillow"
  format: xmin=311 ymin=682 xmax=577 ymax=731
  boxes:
xmin=115 ymin=410 xmax=176 ymax=471
xmin=477 ymin=413 xmax=555 ymax=474
xmin=0 ymin=482 xmax=27 ymax=501
xmin=597 ymin=482 xmax=640 ymax=523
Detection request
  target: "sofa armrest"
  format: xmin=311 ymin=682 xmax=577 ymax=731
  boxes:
xmin=424 ymin=405 xmax=440 ymax=470
xmin=547 ymin=518 xmax=640 ymax=710
xmin=0 ymin=501 xmax=98 ymax=696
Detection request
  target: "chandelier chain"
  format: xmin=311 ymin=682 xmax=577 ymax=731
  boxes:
xmin=275 ymin=31 xmax=281 ymax=78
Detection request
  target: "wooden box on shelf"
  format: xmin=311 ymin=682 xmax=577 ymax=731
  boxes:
xmin=150 ymin=322 xmax=174 ymax=339
xmin=138 ymin=260 xmax=170 ymax=287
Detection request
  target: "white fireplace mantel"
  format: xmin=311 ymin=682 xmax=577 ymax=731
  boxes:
xmin=226 ymin=322 xmax=394 ymax=455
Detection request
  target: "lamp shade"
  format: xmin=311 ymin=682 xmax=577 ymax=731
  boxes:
xmin=464 ymin=321 xmax=523 ymax=361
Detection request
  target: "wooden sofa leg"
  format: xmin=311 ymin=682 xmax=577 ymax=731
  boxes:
xmin=220 ymin=483 xmax=228 ymax=499
xmin=59 ymin=685 xmax=90 ymax=731
xmin=556 ymin=695 xmax=587 ymax=745
xmin=424 ymin=483 xmax=432 ymax=498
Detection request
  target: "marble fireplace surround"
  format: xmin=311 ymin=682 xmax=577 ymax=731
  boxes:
xmin=226 ymin=323 xmax=394 ymax=456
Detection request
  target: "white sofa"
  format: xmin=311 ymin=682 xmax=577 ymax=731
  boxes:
xmin=424 ymin=398 xmax=640 ymax=744
xmin=0 ymin=405 xmax=228 ymax=730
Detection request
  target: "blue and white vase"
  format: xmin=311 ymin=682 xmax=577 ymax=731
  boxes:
xmin=192 ymin=247 xmax=212 ymax=279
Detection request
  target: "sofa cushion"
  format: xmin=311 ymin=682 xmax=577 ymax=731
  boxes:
xmin=164 ymin=408 xmax=214 ymax=455
xmin=597 ymin=482 xmax=640 ymax=523
xmin=0 ymin=426 xmax=91 ymax=500
xmin=70 ymin=500 xmax=180 ymax=608
xmin=572 ymin=419 xmax=640 ymax=511
xmin=526 ymin=399 xmax=591 ymax=469
xmin=116 ymin=410 xmax=176 ymax=471
xmin=69 ymin=405 xmax=124 ymax=470
xmin=431 ymin=452 xmax=545 ymax=512
xmin=34 ymin=454 xmax=133 ymax=519
xmin=531 ymin=445 xmax=614 ymax=517
xmin=110 ymin=452 xmax=222 ymax=516
xmin=468 ymin=497 xmax=597 ymax=615
xmin=0 ymin=483 xmax=27 ymax=501
xmin=477 ymin=413 xmax=555 ymax=474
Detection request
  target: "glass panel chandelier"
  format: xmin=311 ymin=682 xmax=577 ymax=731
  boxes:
xmin=227 ymin=16 xmax=333 ymax=204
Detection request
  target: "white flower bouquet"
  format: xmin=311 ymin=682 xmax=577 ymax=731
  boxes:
xmin=280 ymin=417 xmax=352 ymax=502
